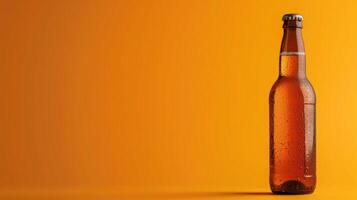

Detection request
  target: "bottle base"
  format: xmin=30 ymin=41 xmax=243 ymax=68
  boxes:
xmin=271 ymin=180 xmax=315 ymax=194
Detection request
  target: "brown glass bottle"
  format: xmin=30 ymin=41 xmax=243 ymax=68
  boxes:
xmin=269 ymin=14 xmax=316 ymax=194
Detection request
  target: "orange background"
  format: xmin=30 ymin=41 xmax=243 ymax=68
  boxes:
xmin=0 ymin=0 xmax=357 ymax=199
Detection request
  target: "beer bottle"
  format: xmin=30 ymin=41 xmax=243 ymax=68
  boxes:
xmin=269 ymin=14 xmax=316 ymax=194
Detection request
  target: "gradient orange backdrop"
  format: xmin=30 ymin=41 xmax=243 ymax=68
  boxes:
xmin=1 ymin=0 xmax=357 ymax=199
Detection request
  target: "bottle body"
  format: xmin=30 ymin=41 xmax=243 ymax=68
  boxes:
xmin=269 ymin=14 xmax=316 ymax=194
xmin=269 ymin=75 xmax=316 ymax=194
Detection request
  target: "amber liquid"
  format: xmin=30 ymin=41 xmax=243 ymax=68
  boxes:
xmin=269 ymin=27 xmax=316 ymax=194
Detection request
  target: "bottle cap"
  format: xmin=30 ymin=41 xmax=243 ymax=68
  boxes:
xmin=282 ymin=14 xmax=303 ymax=21
xmin=282 ymin=14 xmax=303 ymax=28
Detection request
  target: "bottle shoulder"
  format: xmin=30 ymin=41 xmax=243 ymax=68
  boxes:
xmin=269 ymin=76 xmax=316 ymax=104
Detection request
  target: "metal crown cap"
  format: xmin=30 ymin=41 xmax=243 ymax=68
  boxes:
xmin=282 ymin=14 xmax=303 ymax=21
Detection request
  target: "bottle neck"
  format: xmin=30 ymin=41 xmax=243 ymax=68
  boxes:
xmin=279 ymin=28 xmax=306 ymax=78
